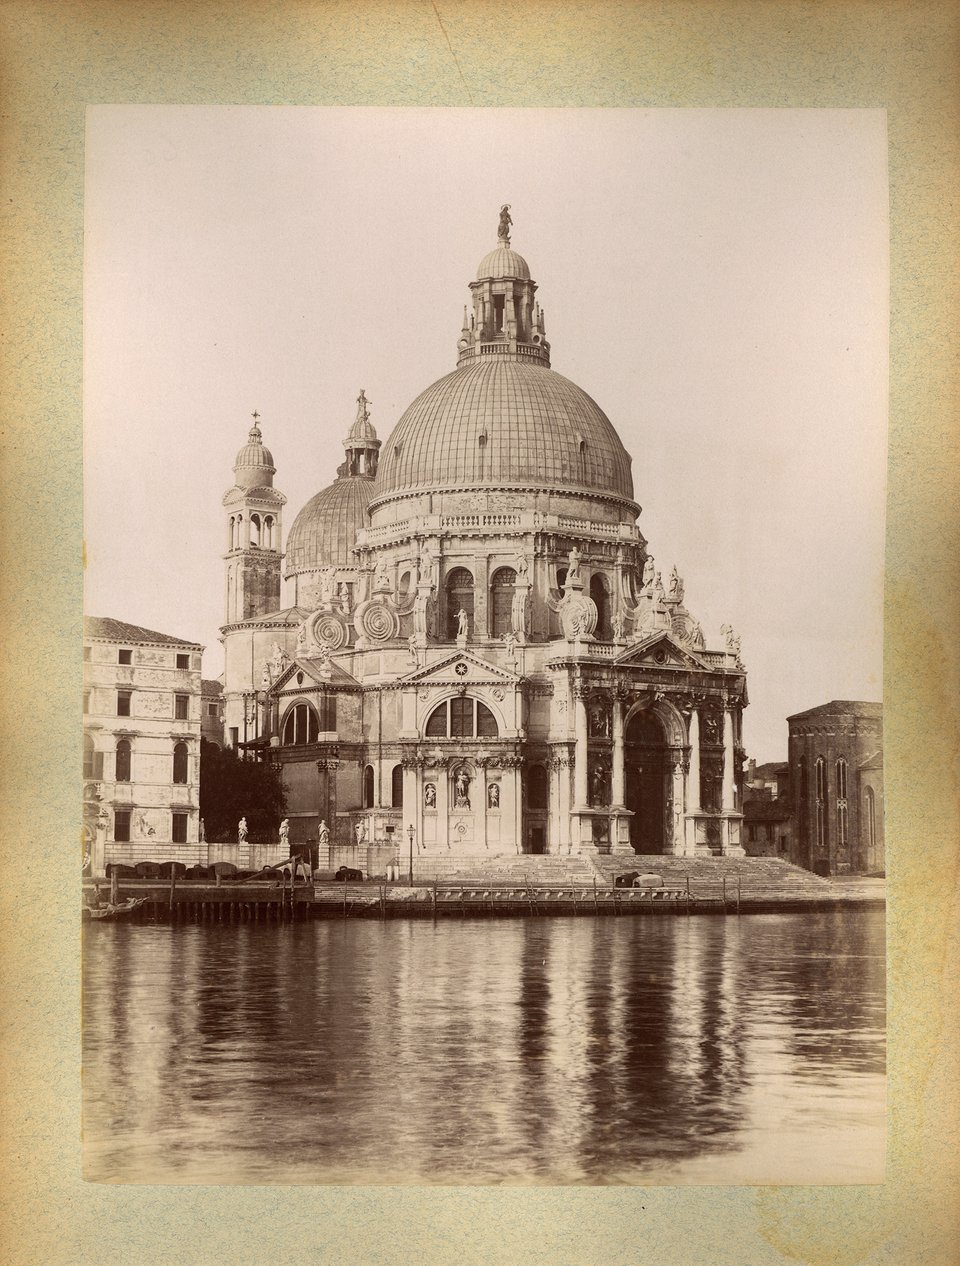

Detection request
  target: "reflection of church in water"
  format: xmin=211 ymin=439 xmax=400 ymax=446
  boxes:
xmin=220 ymin=212 xmax=747 ymax=869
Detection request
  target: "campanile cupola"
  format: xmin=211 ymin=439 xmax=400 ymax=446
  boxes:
xmin=457 ymin=207 xmax=551 ymax=369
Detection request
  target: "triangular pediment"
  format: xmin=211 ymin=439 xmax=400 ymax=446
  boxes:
xmin=399 ymin=648 xmax=521 ymax=686
xmin=270 ymin=656 xmax=361 ymax=693
xmin=615 ymin=632 xmax=710 ymax=672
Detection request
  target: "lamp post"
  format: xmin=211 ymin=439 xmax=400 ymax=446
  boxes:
xmin=408 ymin=824 xmax=415 ymax=887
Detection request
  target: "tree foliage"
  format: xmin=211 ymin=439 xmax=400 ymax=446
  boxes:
xmin=200 ymin=739 xmax=286 ymax=843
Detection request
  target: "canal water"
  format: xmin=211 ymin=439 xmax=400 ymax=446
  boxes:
xmin=82 ymin=910 xmax=885 ymax=1185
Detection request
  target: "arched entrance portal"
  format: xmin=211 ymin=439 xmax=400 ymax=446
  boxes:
xmin=624 ymin=709 xmax=667 ymax=853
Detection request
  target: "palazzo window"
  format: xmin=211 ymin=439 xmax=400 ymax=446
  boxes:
xmin=83 ymin=734 xmax=103 ymax=780
xmin=114 ymin=809 xmax=131 ymax=843
xmin=391 ymin=764 xmax=403 ymax=808
xmin=282 ymin=703 xmax=320 ymax=745
xmin=424 ymin=697 xmax=498 ymax=739
xmin=115 ymin=739 xmax=131 ymax=783
xmin=117 ymin=690 xmax=132 ymax=717
xmin=445 ymin=567 xmax=474 ymax=640
xmin=176 ymin=653 xmax=190 ymax=669
xmin=490 ymin=567 xmax=516 ymax=639
xmin=173 ymin=741 xmax=189 ymax=784
xmin=175 ymin=694 xmax=189 ymax=720
xmin=118 ymin=648 xmax=132 ymax=664
xmin=172 ymin=812 xmax=188 ymax=844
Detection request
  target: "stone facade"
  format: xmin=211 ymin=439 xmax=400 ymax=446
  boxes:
xmin=220 ymin=218 xmax=748 ymax=870
xmin=787 ymin=700 xmax=884 ymax=875
xmin=83 ymin=617 xmax=204 ymax=873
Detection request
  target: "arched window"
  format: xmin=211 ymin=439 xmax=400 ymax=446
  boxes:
xmin=391 ymin=764 xmax=403 ymax=808
xmin=282 ymin=703 xmax=320 ymax=745
xmin=526 ymin=764 xmax=548 ymax=810
xmin=115 ymin=739 xmax=131 ymax=783
xmin=815 ymin=756 xmax=827 ymax=851
xmin=173 ymin=741 xmax=189 ymax=784
xmin=250 ymin=513 xmax=261 ymax=547
xmin=424 ymin=697 xmax=498 ymax=738
xmin=836 ymin=757 xmax=847 ymax=800
xmin=263 ymin=516 xmax=274 ymax=548
xmin=445 ymin=567 xmax=474 ymax=640
xmin=363 ymin=764 xmax=375 ymax=808
xmin=235 ymin=514 xmax=243 ymax=549
xmin=490 ymin=567 xmax=516 ymax=639
xmin=590 ymin=573 xmax=611 ymax=640
xmin=836 ymin=757 xmax=848 ymax=847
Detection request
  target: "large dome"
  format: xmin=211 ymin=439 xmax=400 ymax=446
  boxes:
xmin=285 ymin=477 xmax=373 ymax=574
xmin=371 ymin=358 xmax=634 ymax=504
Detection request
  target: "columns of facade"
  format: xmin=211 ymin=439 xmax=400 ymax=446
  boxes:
xmin=512 ymin=761 xmax=523 ymax=854
xmin=611 ymin=694 xmax=626 ymax=808
xmin=686 ymin=709 xmax=701 ymax=813
xmin=402 ymin=763 xmax=418 ymax=847
xmin=669 ymin=751 xmax=687 ymax=855
xmin=722 ymin=707 xmax=736 ymax=811
xmin=557 ymin=755 xmax=572 ymax=853
xmin=479 ymin=762 xmax=489 ymax=850
xmin=243 ymin=514 xmax=251 ymax=548
xmin=437 ymin=763 xmax=450 ymax=850
xmin=474 ymin=554 xmax=489 ymax=639
xmin=573 ymin=689 xmax=589 ymax=808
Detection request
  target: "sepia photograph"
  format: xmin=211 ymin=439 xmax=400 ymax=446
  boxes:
xmin=80 ymin=106 xmax=889 ymax=1187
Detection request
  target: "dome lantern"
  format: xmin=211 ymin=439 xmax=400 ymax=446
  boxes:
xmin=457 ymin=208 xmax=550 ymax=370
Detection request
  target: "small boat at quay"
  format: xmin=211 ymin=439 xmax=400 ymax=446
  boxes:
xmin=84 ymin=896 xmax=147 ymax=922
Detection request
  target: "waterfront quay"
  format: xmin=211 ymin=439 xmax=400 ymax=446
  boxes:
xmin=82 ymin=856 xmax=884 ymax=923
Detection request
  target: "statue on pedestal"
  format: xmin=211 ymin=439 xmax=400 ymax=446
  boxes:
xmin=457 ymin=608 xmax=469 ymax=640
xmin=279 ymin=818 xmax=289 ymax=848
xmin=238 ymin=817 xmax=248 ymax=844
xmin=318 ymin=820 xmax=330 ymax=847
xmin=497 ymin=204 xmax=512 ymax=241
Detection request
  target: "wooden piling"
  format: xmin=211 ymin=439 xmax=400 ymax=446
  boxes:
xmin=110 ymin=871 xmax=118 ymax=905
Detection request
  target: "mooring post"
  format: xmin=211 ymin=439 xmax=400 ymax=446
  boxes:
xmin=722 ymin=874 xmax=727 ymax=913
xmin=737 ymin=872 xmax=741 ymax=916
xmin=168 ymin=869 xmax=176 ymax=918
xmin=110 ymin=870 xmax=118 ymax=905
xmin=593 ymin=877 xmax=599 ymax=914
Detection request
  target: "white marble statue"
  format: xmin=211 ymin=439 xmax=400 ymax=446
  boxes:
xmin=457 ymin=608 xmax=469 ymax=639
xmin=279 ymin=818 xmax=289 ymax=846
xmin=318 ymin=820 xmax=330 ymax=846
xmin=454 ymin=769 xmax=471 ymax=808
xmin=566 ymin=547 xmax=582 ymax=583
xmin=238 ymin=816 xmax=248 ymax=843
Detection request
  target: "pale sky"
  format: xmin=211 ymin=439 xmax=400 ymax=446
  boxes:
xmin=84 ymin=107 xmax=887 ymax=760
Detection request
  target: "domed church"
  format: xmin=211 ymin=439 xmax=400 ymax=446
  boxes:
xmin=220 ymin=210 xmax=747 ymax=872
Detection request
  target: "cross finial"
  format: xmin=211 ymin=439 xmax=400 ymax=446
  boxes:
xmin=251 ymin=410 xmax=260 ymax=422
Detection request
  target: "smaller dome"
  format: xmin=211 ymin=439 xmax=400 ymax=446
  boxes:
xmin=285 ymin=477 xmax=373 ymax=574
xmin=476 ymin=245 xmax=531 ymax=281
xmin=234 ymin=423 xmax=275 ymax=473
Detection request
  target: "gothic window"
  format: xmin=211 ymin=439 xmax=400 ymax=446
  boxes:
xmin=815 ymin=756 xmax=827 ymax=852
xmin=590 ymin=573 xmax=611 ymax=640
xmin=445 ymin=567 xmax=474 ymax=640
xmin=391 ymin=764 xmax=403 ymax=808
xmin=172 ymin=812 xmax=188 ymax=844
xmin=115 ymin=739 xmax=131 ymax=783
xmin=114 ymin=809 xmax=131 ymax=843
xmin=424 ymin=698 xmax=499 ymax=739
xmin=836 ymin=757 xmax=847 ymax=799
xmin=490 ymin=567 xmax=516 ymax=639
xmin=173 ymin=741 xmax=189 ymax=784
xmin=865 ymin=786 xmax=877 ymax=851
xmin=282 ymin=703 xmax=320 ymax=745
xmin=526 ymin=764 xmax=547 ymax=810
xmin=363 ymin=764 xmax=375 ymax=808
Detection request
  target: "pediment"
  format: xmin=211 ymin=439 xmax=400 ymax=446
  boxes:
xmin=399 ymin=649 xmax=521 ymax=687
xmin=616 ymin=632 xmax=710 ymax=672
xmin=270 ymin=657 xmax=360 ymax=693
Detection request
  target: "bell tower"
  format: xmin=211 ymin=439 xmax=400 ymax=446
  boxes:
xmin=222 ymin=413 xmax=287 ymax=625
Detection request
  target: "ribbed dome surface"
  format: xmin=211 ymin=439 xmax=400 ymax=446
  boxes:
xmin=372 ymin=360 xmax=634 ymax=502
xmin=285 ymin=477 xmax=373 ymax=573
xmin=476 ymin=246 xmax=531 ymax=281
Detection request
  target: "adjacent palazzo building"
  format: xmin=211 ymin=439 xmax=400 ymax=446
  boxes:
xmin=83 ymin=617 xmax=204 ymax=873
xmin=220 ymin=213 xmax=748 ymax=870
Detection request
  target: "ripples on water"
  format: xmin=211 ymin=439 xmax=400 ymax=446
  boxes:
xmin=82 ymin=911 xmax=885 ymax=1185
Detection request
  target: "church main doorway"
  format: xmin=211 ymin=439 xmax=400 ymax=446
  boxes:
xmin=624 ymin=709 xmax=667 ymax=854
